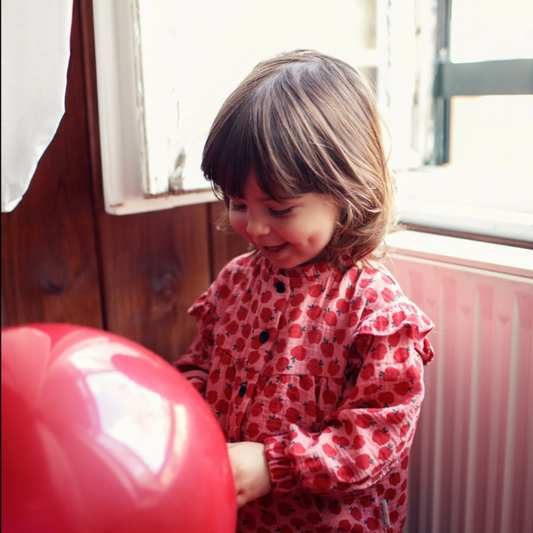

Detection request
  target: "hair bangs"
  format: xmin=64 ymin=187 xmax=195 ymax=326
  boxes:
xmin=202 ymin=91 xmax=286 ymax=202
xmin=202 ymin=67 xmax=323 ymax=203
xmin=201 ymin=102 xmax=253 ymax=201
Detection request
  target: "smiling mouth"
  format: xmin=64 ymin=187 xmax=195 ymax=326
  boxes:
xmin=262 ymin=243 xmax=288 ymax=253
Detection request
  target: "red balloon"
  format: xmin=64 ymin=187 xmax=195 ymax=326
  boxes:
xmin=1 ymin=324 xmax=236 ymax=533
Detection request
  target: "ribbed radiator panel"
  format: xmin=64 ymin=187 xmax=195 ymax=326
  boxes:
xmin=385 ymin=256 xmax=533 ymax=533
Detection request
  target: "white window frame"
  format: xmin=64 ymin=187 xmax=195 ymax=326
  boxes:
xmin=92 ymin=0 xmax=217 ymax=215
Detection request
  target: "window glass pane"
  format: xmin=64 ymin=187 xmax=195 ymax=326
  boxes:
xmin=450 ymin=96 xmax=533 ymax=173
xmin=135 ymin=0 xmax=377 ymax=194
xmin=449 ymin=95 xmax=533 ymax=211
xmin=450 ymin=0 xmax=533 ymax=63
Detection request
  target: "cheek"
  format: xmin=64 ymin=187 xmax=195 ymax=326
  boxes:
xmin=297 ymin=211 xmax=337 ymax=242
xmin=324 ymin=205 xmax=341 ymax=238
xmin=229 ymin=211 xmax=246 ymax=236
xmin=307 ymin=213 xmax=338 ymax=247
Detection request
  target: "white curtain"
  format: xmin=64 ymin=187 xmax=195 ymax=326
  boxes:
xmin=1 ymin=0 xmax=74 ymax=212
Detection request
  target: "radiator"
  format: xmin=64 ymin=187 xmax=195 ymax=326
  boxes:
xmin=384 ymin=252 xmax=533 ymax=533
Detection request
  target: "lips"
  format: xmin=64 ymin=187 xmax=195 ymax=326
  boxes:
xmin=262 ymin=243 xmax=288 ymax=253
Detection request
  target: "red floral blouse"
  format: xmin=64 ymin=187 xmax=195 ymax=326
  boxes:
xmin=176 ymin=252 xmax=434 ymax=533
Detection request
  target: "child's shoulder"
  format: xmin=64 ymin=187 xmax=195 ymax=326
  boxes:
xmin=353 ymin=262 xmax=415 ymax=311
xmin=216 ymin=251 xmax=259 ymax=278
xmin=211 ymin=251 xmax=262 ymax=290
xmin=351 ymin=262 xmax=434 ymax=345
xmin=189 ymin=252 xmax=258 ymax=315
xmin=341 ymin=261 xmax=401 ymax=293
xmin=358 ymin=261 xmax=401 ymax=287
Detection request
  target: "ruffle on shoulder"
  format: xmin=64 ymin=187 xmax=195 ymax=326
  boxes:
xmin=187 ymin=291 xmax=216 ymax=337
xmin=356 ymin=302 xmax=435 ymax=365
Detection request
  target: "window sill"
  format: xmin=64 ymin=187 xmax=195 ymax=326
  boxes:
xmin=394 ymin=167 xmax=533 ymax=245
xmin=104 ymin=190 xmax=216 ymax=216
xmin=385 ymin=230 xmax=533 ymax=279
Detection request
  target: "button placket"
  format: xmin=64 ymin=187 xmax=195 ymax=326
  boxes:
xmin=235 ymin=366 xmax=260 ymax=442
xmin=246 ymin=273 xmax=290 ymax=379
xmin=238 ymin=270 xmax=292 ymax=440
xmin=230 ymin=371 xmax=254 ymax=442
xmin=259 ymin=275 xmax=291 ymax=371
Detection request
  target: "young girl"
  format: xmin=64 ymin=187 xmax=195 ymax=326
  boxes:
xmin=176 ymin=50 xmax=434 ymax=533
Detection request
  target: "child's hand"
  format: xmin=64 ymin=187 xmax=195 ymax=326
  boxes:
xmin=226 ymin=442 xmax=273 ymax=508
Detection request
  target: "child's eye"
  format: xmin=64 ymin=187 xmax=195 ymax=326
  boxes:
xmin=230 ymin=202 xmax=246 ymax=212
xmin=269 ymin=207 xmax=294 ymax=218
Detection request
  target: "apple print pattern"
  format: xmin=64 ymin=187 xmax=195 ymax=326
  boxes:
xmin=177 ymin=252 xmax=434 ymax=532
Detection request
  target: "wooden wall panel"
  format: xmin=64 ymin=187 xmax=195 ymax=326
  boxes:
xmin=1 ymin=0 xmax=103 ymax=329
xmin=93 ymin=205 xmax=212 ymax=363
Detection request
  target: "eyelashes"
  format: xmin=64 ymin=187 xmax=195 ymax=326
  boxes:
xmin=269 ymin=207 xmax=293 ymax=218
xmin=229 ymin=202 xmax=294 ymax=218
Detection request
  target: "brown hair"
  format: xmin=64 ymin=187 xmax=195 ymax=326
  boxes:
xmin=201 ymin=50 xmax=400 ymax=266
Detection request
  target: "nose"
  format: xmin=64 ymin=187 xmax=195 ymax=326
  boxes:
xmin=246 ymin=212 xmax=270 ymax=237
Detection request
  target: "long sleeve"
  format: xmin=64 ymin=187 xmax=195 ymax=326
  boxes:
xmin=175 ymin=290 xmax=216 ymax=397
xmin=264 ymin=311 xmax=434 ymax=499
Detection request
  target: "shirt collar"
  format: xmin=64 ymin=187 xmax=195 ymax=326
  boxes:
xmin=261 ymin=252 xmax=357 ymax=279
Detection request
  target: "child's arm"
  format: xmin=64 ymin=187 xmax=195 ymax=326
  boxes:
xmin=264 ymin=323 xmax=433 ymax=499
xmin=175 ymin=255 xmax=249 ymax=394
xmin=175 ymin=331 xmax=212 ymax=396
xmin=174 ymin=290 xmax=215 ymax=396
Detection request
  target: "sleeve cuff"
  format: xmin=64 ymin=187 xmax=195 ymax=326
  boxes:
xmin=264 ymin=435 xmax=298 ymax=495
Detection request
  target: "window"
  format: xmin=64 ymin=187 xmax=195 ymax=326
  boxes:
xmin=380 ymin=0 xmax=533 ymax=246
xmin=93 ymin=0 xmax=532 ymax=247
xmin=434 ymin=0 xmax=533 ymax=165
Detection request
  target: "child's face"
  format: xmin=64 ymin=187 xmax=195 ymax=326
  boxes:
xmin=228 ymin=173 xmax=339 ymax=269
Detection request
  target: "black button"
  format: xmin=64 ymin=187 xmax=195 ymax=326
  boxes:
xmin=259 ymin=330 xmax=269 ymax=343
xmin=238 ymin=383 xmax=248 ymax=397
xmin=274 ymin=281 xmax=286 ymax=293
